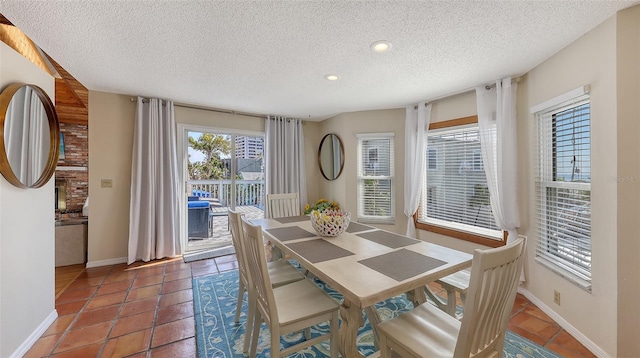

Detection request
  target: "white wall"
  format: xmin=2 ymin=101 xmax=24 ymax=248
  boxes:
xmin=520 ymin=16 xmax=619 ymax=356
xmin=0 ymin=42 xmax=56 ymax=357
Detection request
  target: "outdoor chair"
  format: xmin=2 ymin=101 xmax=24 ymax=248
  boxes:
xmin=377 ymin=237 xmax=526 ymax=358
xmin=241 ymin=217 xmax=340 ymax=358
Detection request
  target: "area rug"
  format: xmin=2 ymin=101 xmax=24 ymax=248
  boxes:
xmin=192 ymin=270 xmax=561 ymax=358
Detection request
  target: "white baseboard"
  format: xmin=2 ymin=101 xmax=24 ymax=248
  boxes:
xmin=10 ymin=309 xmax=58 ymax=358
xmin=517 ymin=287 xmax=610 ymax=358
xmin=86 ymin=256 xmax=127 ymax=268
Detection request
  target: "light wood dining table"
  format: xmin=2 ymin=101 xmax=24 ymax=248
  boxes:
xmin=252 ymin=216 xmax=473 ymax=358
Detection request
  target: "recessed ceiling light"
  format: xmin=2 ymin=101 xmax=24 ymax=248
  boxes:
xmin=324 ymin=74 xmax=340 ymax=81
xmin=371 ymin=40 xmax=392 ymax=53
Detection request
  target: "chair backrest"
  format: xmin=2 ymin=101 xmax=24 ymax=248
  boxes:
xmin=454 ymin=236 xmax=526 ymax=357
xmin=265 ymin=193 xmax=300 ymax=219
xmin=228 ymin=209 xmax=249 ymax=287
xmin=241 ymin=217 xmax=277 ymax=326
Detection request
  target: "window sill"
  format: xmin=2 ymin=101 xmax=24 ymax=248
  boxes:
xmin=535 ymin=256 xmax=592 ymax=292
xmin=358 ymin=218 xmax=395 ymax=225
xmin=415 ymin=220 xmax=506 ymax=248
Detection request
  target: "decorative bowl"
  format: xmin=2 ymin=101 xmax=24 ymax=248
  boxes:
xmin=310 ymin=209 xmax=351 ymax=237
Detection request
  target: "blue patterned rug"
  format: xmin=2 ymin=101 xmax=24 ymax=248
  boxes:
xmin=192 ymin=270 xmax=561 ymax=358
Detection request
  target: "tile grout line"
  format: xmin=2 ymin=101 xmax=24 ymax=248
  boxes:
xmin=49 ymin=265 xmax=116 ymax=357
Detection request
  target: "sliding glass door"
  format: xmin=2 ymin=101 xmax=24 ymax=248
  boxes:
xmin=178 ymin=125 xmax=265 ymax=254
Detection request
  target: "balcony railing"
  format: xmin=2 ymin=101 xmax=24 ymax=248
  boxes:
xmin=187 ymin=179 xmax=265 ymax=208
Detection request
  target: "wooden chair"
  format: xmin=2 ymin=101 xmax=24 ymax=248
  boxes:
xmin=424 ymin=268 xmax=470 ymax=320
xmin=377 ymin=237 xmax=526 ymax=358
xmin=265 ymin=193 xmax=300 ymax=219
xmin=228 ymin=209 xmax=305 ymax=353
xmin=241 ymin=217 xmax=340 ymax=358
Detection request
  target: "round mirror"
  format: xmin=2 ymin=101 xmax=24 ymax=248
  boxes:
xmin=0 ymin=83 xmax=59 ymax=188
xmin=318 ymin=133 xmax=344 ymax=181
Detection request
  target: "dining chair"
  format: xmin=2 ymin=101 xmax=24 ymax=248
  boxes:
xmin=377 ymin=237 xmax=526 ymax=358
xmin=265 ymin=192 xmax=300 ymax=219
xmin=228 ymin=209 xmax=305 ymax=353
xmin=241 ymin=217 xmax=340 ymax=358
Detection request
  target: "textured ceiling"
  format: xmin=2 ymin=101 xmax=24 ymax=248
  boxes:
xmin=0 ymin=0 xmax=637 ymax=120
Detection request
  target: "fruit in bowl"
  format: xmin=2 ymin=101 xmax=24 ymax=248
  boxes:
xmin=310 ymin=209 xmax=351 ymax=237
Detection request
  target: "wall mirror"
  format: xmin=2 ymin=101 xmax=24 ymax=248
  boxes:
xmin=318 ymin=133 xmax=345 ymax=180
xmin=0 ymin=83 xmax=60 ymax=188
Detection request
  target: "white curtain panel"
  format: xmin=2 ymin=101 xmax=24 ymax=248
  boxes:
xmin=264 ymin=116 xmax=307 ymax=211
xmin=4 ymin=86 xmax=48 ymax=185
xmin=404 ymin=102 xmax=431 ymax=237
xmin=128 ymin=97 xmax=181 ymax=264
xmin=28 ymin=89 xmax=48 ymax=185
xmin=476 ymin=78 xmax=520 ymax=242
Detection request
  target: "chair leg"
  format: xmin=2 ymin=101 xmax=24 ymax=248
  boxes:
xmin=305 ymin=327 xmax=311 ymax=340
xmin=249 ymin=313 xmax=262 ymax=358
xmin=330 ymin=311 xmax=339 ymax=358
xmin=271 ymin=326 xmax=281 ymax=358
xmin=244 ymin=292 xmax=256 ymax=353
xmin=235 ymin=279 xmax=246 ymax=323
xmin=380 ymin=334 xmax=390 ymax=358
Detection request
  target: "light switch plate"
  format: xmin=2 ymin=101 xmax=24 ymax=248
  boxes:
xmin=101 ymin=179 xmax=113 ymax=188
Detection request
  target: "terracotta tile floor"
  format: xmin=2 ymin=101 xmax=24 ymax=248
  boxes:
xmin=30 ymin=255 xmax=595 ymax=358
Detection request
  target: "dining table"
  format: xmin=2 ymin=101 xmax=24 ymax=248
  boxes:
xmin=252 ymin=216 xmax=473 ymax=358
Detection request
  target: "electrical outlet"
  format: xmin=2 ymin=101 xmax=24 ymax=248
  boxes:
xmin=101 ymin=179 xmax=113 ymax=188
xmin=554 ymin=290 xmax=561 ymax=305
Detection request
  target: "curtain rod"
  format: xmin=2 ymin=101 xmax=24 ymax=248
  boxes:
xmin=414 ymin=76 xmax=522 ymax=109
xmin=131 ymin=97 xmax=267 ymax=119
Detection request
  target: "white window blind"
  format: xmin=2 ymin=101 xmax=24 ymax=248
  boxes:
xmin=357 ymin=133 xmax=394 ymax=223
xmin=534 ymin=93 xmax=591 ymax=289
xmin=418 ymin=125 xmax=501 ymax=238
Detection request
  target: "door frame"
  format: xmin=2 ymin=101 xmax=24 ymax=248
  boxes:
xmin=177 ymin=123 xmax=265 ymax=253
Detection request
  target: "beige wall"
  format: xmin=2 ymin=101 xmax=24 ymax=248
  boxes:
xmin=520 ymin=16 xmax=619 ymax=356
xmin=0 ymin=42 xmax=56 ymax=357
xmin=319 ymin=109 xmax=406 ymax=234
xmin=615 ymin=6 xmax=640 ymax=356
xmin=87 ymin=92 xmax=135 ymax=265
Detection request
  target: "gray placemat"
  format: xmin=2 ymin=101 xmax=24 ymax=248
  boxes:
xmin=265 ymin=226 xmax=316 ymax=242
xmin=358 ymin=249 xmax=447 ymax=281
xmin=286 ymin=239 xmax=355 ymax=263
xmin=274 ymin=215 xmax=310 ymax=224
xmin=345 ymin=222 xmax=375 ymax=233
xmin=356 ymin=230 xmax=420 ymax=248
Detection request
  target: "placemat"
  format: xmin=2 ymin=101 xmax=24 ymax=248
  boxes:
xmin=286 ymin=239 xmax=355 ymax=263
xmin=356 ymin=230 xmax=420 ymax=248
xmin=345 ymin=222 xmax=375 ymax=233
xmin=265 ymin=226 xmax=316 ymax=242
xmin=358 ymin=249 xmax=447 ymax=281
xmin=274 ymin=215 xmax=310 ymax=224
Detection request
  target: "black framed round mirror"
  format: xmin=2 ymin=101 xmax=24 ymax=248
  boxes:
xmin=318 ymin=133 xmax=344 ymax=181
xmin=0 ymin=83 xmax=60 ymax=188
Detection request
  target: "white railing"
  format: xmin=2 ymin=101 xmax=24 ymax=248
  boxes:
xmin=187 ymin=179 xmax=265 ymax=208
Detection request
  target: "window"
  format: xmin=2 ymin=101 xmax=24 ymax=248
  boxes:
xmin=534 ymin=91 xmax=591 ymax=290
xmin=416 ymin=116 xmax=504 ymax=246
xmin=357 ymin=133 xmax=394 ymax=223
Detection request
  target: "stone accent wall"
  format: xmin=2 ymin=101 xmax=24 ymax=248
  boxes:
xmin=55 ymin=123 xmax=88 ymax=220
